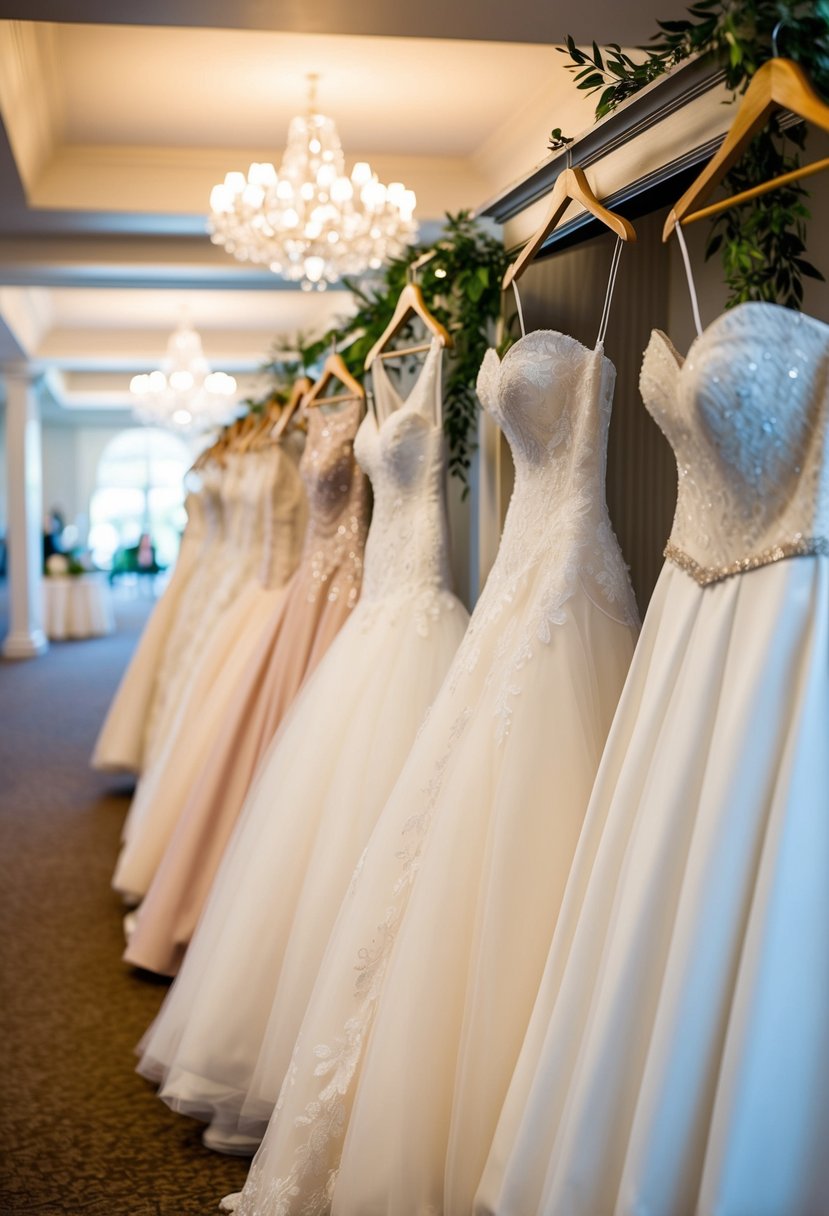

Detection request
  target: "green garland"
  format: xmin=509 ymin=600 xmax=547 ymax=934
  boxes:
xmin=257 ymin=212 xmax=510 ymax=492
xmin=552 ymin=0 xmax=829 ymax=308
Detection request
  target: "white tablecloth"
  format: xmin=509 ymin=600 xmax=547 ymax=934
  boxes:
xmin=43 ymin=575 xmax=116 ymax=640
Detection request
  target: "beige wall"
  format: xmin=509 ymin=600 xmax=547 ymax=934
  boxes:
xmin=668 ymin=129 xmax=829 ymax=350
xmin=41 ymin=421 xmax=132 ymax=540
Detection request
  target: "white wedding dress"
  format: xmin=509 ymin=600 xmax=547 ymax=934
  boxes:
xmin=137 ymin=339 xmax=469 ymax=1145
xmin=476 ymin=278 xmax=829 ymax=1213
xmin=224 ymin=296 xmax=640 ymax=1215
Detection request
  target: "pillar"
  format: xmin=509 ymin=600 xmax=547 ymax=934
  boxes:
xmin=2 ymin=364 xmax=47 ymax=659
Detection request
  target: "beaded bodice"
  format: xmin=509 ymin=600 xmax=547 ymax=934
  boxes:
xmin=641 ymin=303 xmax=829 ymax=585
xmin=475 ymin=331 xmax=638 ymax=635
xmin=258 ymin=434 xmax=308 ymax=590
xmin=354 ymin=340 xmax=453 ymax=608
xmin=299 ymin=399 xmax=369 ymax=609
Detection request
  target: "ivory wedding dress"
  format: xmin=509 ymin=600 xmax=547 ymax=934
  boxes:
xmin=139 ymin=463 xmax=225 ymax=766
xmin=222 ymin=289 xmax=640 ymax=1215
xmin=119 ymin=402 xmax=368 ymax=937
xmin=91 ymin=477 xmax=208 ymax=774
xmin=136 ymin=338 xmax=469 ymax=1144
xmin=476 ymin=264 xmax=829 ymax=1215
xmin=113 ymin=440 xmax=309 ymax=901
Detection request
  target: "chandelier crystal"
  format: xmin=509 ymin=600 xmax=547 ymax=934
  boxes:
xmin=130 ymin=321 xmax=239 ymax=433
xmin=208 ymin=75 xmax=418 ymax=290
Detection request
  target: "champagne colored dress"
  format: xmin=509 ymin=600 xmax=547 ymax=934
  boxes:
xmin=112 ymin=440 xmax=311 ymax=901
xmin=91 ymin=479 xmax=207 ymax=775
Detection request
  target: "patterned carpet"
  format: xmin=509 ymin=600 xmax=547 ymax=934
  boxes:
xmin=0 ymin=590 xmax=250 ymax=1216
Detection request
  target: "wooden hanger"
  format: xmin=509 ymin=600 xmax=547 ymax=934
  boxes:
xmin=664 ymin=58 xmax=829 ymax=240
xmin=303 ymin=353 xmax=365 ymax=408
xmin=364 ymin=282 xmax=453 ymax=370
xmin=238 ymin=404 xmax=271 ymax=453
xmin=249 ymin=397 xmax=287 ymax=450
xmin=503 ymin=166 xmax=636 ymax=290
xmin=272 ymin=376 xmax=313 ymax=440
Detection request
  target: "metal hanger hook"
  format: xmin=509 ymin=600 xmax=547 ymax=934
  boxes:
xmin=566 ymin=144 xmax=573 ymax=170
xmin=771 ymin=19 xmax=784 ymax=57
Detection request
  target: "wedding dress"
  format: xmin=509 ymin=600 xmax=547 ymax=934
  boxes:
xmin=91 ymin=477 xmax=207 ymax=774
xmin=222 ymin=274 xmax=640 ymax=1215
xmin=476 ymin=242 xmax=829 ymax=1216
xmin=118 ymin=402 xmax=368 ymax=934
xmin=136 ymin=339 xmax=469 ymax=1146
xmin=139 ymin=463 xmax=225 ymax=766
xmin=112 ymin=440 xmax=309 ymax=901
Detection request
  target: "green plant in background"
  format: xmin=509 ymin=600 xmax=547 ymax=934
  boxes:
xmin=553 ymin=1 xmax=829 ymax=308
xmin=255 ymin=212 xmax=510 ymax=492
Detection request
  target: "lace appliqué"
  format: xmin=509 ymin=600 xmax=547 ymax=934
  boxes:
xmin=235 ymin=709 xmax=472 ymax=1216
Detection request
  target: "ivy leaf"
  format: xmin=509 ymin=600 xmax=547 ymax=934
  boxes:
xmin=795 ymin=258 xmax=825 ymax=280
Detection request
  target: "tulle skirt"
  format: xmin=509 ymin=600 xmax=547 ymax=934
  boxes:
xmin=91 ymin=530 xmax=201 ymax=774
xmin=140 ymin=539 xmax=231 ymax=769
xmin=136 ymin=589 xmax=469 ymax=1138
xmin=476 ymin=557 xmax=829 ymax=1216
xmin=123 ymin=569 xmax=366 ymax=974
xmin=229 ymin=588 xmax=635 ymax=1216
xmin=113 ymin=579 xmax=289 ymax=901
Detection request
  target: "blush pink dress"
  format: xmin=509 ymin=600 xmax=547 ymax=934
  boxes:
xmin=123 ymin=401 xmax=369 ymax=970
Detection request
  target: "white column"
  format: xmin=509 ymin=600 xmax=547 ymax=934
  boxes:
xmin=2 ymin=364 xmax=47 ymax=659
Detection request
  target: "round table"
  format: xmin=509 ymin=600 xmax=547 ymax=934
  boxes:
xmin=43 ymin=574 xmax=116 ymax=640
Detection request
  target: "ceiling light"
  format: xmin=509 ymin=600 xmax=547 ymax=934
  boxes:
xmin=130 ymin=320 xmax=238 ymax=434
xmin=208 ymin=74 xmax=418 ymax=291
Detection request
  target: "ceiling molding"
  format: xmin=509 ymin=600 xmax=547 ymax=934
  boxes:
xmin=0 ymin=20 xmax=63 ymax=192
xmin=478 ymin=54 xmax=735 ymax=255
xmin=0 ymin=2 xmax=690 ymax=46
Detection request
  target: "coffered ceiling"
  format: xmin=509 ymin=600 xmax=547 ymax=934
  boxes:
xmin=0 ymin=2 xmax=685 ymax=418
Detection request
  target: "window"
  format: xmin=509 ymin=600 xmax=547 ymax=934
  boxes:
xmin=89 ymin=427 xmax=191 ymax=570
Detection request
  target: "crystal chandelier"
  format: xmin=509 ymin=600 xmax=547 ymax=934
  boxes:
xmin=208 ymin=74 xmax=418 ymax=291
xmin=130 ymin=320 xmax=239 ymax=433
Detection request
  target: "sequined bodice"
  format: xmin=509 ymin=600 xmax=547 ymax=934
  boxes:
xmin=299 ymin=400 xmax=370 ymax=609
xmin=475 ymin=331 xmax=638 ymax=631
xmin=354 ymin=340 xmax=453 ymax=605
xmin=641 ymin=303 xmax=829 ymax=585
xmin=259 ymin=431 xmax=308 ymax=590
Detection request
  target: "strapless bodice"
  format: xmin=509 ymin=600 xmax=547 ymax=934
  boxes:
xmin=641 ymin=303 xmax=829 ymax=585
xmin=476 ymin=331 xmax=638 ymax=628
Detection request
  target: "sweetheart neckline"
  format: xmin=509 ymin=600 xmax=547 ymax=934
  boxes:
xmin=648 ymin=299 xmax=829 ymax=375
xmin=483 ymin=329 xmax=612 ymax=374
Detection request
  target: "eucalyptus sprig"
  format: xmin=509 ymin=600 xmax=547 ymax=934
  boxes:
xmin=552 ymin=0 xmax=829 ymax=308
xmin=253 ymin=212 xmax=509 ymax=492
